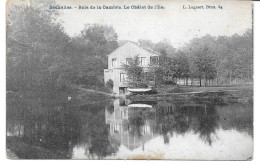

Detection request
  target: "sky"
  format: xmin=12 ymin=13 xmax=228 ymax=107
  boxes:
xmin=58 ymin=0 xmax=252 ymax=48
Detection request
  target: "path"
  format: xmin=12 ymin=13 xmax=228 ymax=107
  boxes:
xmin=77 ymin=87 xmax=115 ymax=97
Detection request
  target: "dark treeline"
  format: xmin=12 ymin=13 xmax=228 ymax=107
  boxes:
xmin=141 ymin=31 xmax=253 ymax=87
xmin=7 ymin=0 xmax=118 ymax=96
xmin=7 ymin=0 xmax=253 ymax=97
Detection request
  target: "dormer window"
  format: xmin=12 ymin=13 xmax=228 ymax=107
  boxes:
xmin=150 ymin=56 xmax=159 ymax=65
xmin=126 ymin=58 xmax=132 ymax=65
xmin=112 ymin=58 xmax=117 ymax=67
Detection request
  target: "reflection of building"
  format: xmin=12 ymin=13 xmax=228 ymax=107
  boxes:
xmin=104 ymin=41 xmax=160 ymax=94
xmin=105 ymin=98 xmax=212 ymax=150
xmin=105 ymin=99 xmax=157 ymax=150
xmin=105 ymin=99 xmax=129 ymax=134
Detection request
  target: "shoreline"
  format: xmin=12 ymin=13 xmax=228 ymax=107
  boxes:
xmin=126 ymin=85 xmax=253 ymax=104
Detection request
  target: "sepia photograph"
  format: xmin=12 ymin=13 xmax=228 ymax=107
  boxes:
xmin=6 ymin=0 xmax=253 ymax=160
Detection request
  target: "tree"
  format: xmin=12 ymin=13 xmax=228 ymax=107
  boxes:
xmin=182 ymin=30 xmax=253 ymax=85
xmin=121 ymin=56 xmax=148 ymax=88
xmin=193 ymin=46 xmax=217 ymax=86
xmin=105 ymin=79 xmax=113 ymax=89
xmin=175 ymin=51 xmax=190 ymax=85
xmin=74 ymin=24 xmax=118 ymax=87
xmin=147 ymin=53 xmax=173 ymax=86
xmin=154 ymin=39 xmax=176 ymax=57
xmin=7 ymin=0 xmax=71 ymax=93
xmin=147 ymin=64 xmax=164 ymax=86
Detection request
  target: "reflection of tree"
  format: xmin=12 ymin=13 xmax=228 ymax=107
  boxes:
xmin=7 ymin=96 xmax=82 ymax=159
xmin=8 ymin=98 xmax=121 ymax=159
xmin=76 ymin=104 xmax=119 ymax=159
xmin=42 ymin=107 xmax=81 ymax=151
xmin=155 ymin=101 xmax=219 ymax=145
xmin=172 ymin=106 xmax=190 ymax=134
xmin=128 ymin=111 xmax=145 ymax=137
xmin=88 ymin=127 xmax=119 ymax=159
xmin=195 ymin=104 xmax=219 ymax=145
xmin=106 ymin=102 xmax=114 ymax=113
xmin=155 ymin=103 xmax=190 ymax=144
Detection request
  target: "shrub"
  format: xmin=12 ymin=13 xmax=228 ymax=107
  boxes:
xmin=106 ymin=79 xmax=114 ymax=89
xmin=164 ymin=80 xmax=177 ymax=85
xmin=167 ymin=87 xmax=186 ymax=93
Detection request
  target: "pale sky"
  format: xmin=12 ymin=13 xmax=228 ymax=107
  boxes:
xmin=58 ymin=0 xmax=252 ymax=48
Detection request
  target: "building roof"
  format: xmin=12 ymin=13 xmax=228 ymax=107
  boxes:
xmin=107 ymin=40 xmax=161 ymax=57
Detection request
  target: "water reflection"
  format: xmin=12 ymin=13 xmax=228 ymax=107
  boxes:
xmin=7 ymin=94 xmax=253 ymax=160
xmin=6 ymin=95 xmax=81 ymax=158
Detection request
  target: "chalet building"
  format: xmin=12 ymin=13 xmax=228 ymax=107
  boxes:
xmin=104 ymin=41 xmax=160 ymax=95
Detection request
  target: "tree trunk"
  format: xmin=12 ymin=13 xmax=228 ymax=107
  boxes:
xmin=18 ymin=58 xmax=21 ymax=81
xmin=199 ymin=77 xmax=202 ymax=87
xmin=204 ymin=73 xmax=207 ymax=87
xmin=216 ymin=71 xmax=219 ymax=85
xmin=229 ymin=70 xmax=232 ymax=84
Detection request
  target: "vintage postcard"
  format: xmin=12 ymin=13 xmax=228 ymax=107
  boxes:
xmin=6 ymin=0 xmax=253 ymax=160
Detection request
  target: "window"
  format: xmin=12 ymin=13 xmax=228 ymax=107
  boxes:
xmin=126 ymin=58 xmax=132 ymax=65
xmin=140 ymin=57 xmax=146 ymax=66
xmin=112 ymin=58 xmax=117 ymax=67
xmin=150 ymin=56 xmax=159 ymax=65
xmin=114 ymin=124 xmax=120 ymax=133
xmin=123 ymin=110 xmax=128 ymax=120
xmin=120 ymin=73 xmax=127 ymax=82
xmin=119 ymin=98 xmax=126 ymax=106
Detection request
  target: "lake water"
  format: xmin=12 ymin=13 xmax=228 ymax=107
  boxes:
xmin=6 ymin=94 xmax=253 ymax=160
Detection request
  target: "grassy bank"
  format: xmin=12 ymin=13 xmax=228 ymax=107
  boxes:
xmin=157 ymin=84 xmax=253 ymax=98
xmin=127 ymin=84 xmax=253 ymax=104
